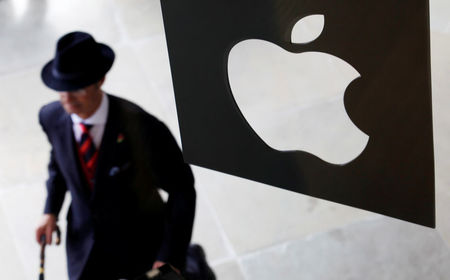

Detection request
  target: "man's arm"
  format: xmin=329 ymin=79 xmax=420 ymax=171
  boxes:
xmin=35 ymin=148 xmax=68 ymax=244
xmin=36 ymin=108 xmax=68 ymax=244
xmin=150 ymin=120 xmax=196 ymax=270
xmin=42 ymin=148 xmax=68 ymax=216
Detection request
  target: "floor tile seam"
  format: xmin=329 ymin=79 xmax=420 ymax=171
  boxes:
xmin=196 ymin=189 xmax=236 ymax=257
xmin=436 ymin=223 xmax=450 ymax=250
xmin=128 ymin=38 xmax=178 ymax=122
xmin=209 ymin=256 xmax=238 ymax=267
xmin=196 ymin=190 xmax=238 ymax=260
xmin=107 ymin=0 xmax=166 ymax=47
xmin=236 ymin=214 xmax=384 ymax=262
xmin=196 ymin=186 xmax=251 ymax=277
xmin=236 ymin=257 xmax=252 ymax=280
xmin=101 ymin=29 xmax=176 ymax=124
xmin=113 ymin=33 xmax=167 ymax=49
xmin=209 ymin=256 xmax=250 ymax=280
xmin=108 ymin=0 xmax=131 ymax=46
xmin=125 ymin=33 xmax=166 ymax=48
xmin=0 ymin=193 xmax=32 ymax=279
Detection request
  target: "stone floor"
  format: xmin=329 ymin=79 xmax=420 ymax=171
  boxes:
xmin=0 ymin=0 xmax=449 ymax=279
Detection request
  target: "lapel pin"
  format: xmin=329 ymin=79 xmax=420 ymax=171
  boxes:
xmin=117 ymin=133 xmax=125 ymax=143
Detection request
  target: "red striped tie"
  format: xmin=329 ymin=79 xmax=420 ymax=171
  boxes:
xmin=78 ymin=123 xmax=98 ymax=189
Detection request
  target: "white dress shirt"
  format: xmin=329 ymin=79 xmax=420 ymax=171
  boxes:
xmin=71 ymin=92 xmax=109 ymax=148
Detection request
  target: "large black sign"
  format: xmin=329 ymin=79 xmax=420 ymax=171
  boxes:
xmin=160 ymin=0 xmax=435 ymax=227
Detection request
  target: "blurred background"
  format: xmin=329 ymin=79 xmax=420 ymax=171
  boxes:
xmin=0 ymin=0 xmax=449 ymax=279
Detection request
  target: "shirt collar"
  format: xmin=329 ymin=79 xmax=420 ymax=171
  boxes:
xmin=71 ymin=92 xmax=109 ymax=125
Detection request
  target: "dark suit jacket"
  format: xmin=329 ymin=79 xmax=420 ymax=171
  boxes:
xmin=39 ymin=94 xmax=196 ymax=280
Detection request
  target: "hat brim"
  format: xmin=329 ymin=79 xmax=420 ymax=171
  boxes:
xmin=41 ymin=43 xmax=115 ymax=92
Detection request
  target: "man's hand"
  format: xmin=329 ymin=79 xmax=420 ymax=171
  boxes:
xmin=152 ymin=260 xmax=181 ymax=275
xmin=35 ymin=214 xmax=57 ymax=245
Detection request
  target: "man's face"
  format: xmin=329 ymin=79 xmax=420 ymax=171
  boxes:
xmin=59 ymin=79 xmax=104 ymax=119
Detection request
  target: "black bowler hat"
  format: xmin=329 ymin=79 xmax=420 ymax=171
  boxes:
xmin=41 ymin=31 xmax=115 ymax=91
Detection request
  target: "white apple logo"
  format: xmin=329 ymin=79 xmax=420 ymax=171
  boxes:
xmin=227 ymin=14 xmax=369 ymax=165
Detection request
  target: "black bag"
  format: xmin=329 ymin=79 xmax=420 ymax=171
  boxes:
xmin=134 ymin=264 xmax=184 ymax=280
xmin=134 ymin=244 xmax=216 ymax=280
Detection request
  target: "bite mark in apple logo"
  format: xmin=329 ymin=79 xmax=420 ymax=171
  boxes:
xmin=227 ymin=14 xmax=369 ymax=165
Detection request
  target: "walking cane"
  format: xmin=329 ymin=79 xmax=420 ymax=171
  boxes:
xmin=39 ymin=225 xmax=61 ymax=280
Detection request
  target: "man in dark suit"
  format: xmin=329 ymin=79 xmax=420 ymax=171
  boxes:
xmin=35 ymin=31 xmax=196 ymax=280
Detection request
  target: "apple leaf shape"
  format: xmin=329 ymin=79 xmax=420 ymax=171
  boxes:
xmin=291 ymin=14 xmax=325 ymax=44
xmin=228 ymin=39 xmax=369 ymax=164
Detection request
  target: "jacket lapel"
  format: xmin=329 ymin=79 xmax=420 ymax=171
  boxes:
xmin=91 ymin=95 xmax=121 ymax=200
